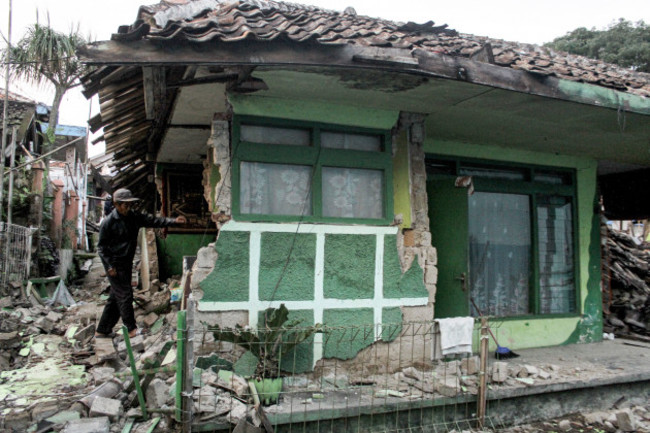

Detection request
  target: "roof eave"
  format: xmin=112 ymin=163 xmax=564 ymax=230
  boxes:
xmin=78 ymin=39 xmax=650 ymax=116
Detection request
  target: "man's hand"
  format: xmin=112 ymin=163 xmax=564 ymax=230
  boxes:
xmin=175 ymin=216 xmax=187 ymax=224
xmin=107 ymin=267 xmax=117 ymax=277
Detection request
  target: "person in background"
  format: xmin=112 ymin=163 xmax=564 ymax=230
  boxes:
xmin=95 ymin=188 xmax=186 ymax=339
xmin=103 ymin=194 xmax=114 ymax=217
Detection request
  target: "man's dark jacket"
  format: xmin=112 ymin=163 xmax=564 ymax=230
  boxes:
xmin=98 ymin=209 xmax=176 ymax=270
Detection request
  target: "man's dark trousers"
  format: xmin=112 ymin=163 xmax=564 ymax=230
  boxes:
xmin=96 ymin=265 xmax=136 ymax=334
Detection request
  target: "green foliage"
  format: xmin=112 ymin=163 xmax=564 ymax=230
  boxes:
xmin=209 ymin=304 xmax=322 ymax=378
xmin=1 ymin=159 xmax=34 ymax=222
xmin=3 ymin=21 xmax=89 ymax=149
xmin=545 ymin=19 xmax=650 ymax=72
xmin=5 ymin=22 xmax=87 ymax=88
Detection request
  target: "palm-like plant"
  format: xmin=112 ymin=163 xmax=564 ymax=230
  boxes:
xmin=6 ymin=21 xmax=88 ymax=151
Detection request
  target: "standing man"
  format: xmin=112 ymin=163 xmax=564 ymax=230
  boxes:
xmin=95 ymin=188 xmax=186 ymax=338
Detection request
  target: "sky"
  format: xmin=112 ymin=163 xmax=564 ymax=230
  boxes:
xmin=0 ymin=0 xmax=648 ymax=155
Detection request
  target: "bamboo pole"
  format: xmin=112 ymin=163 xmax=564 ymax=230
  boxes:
xmin=183 ymin=295 xmax=195 ymax=433
xmin=175 ymin=310 xmax=186 ymax=423
xmin=7 ymin=127 xmax=16 ymax=223
xmin=0 ymin=0 xmax=13 ymax=223
xmin=477 ymin=317 xmax=489 ymax=428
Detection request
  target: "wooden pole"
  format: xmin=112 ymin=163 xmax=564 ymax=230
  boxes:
xmin=6 ymin=127 xmax=16 ymax=223
xmin=0 ymin=0 xmax=13 ymax=223
xmin=477 ymin=317 xmax=489 ymax=428
xmin=183 ymin=295 xmax=195 ymax=433
xmin=175 ymin=310 xmax=186 ymax=423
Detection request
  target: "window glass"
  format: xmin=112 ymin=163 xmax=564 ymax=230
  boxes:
xmin=321 ymin=132 xmax=382 ymax=152
xmin=533 ymin=170 xmax=572 ymax=185
xmin=469 ymin=192 xmax=531 ymax=317
xmin=537 ymin=195 xmax=575 ymax=313
xmin=240 ymin=124 xmax=310 ymax=146
xmin=426 ymin=160 xmax=456 ymax=176
xmin=460 ymin=164 xmax=527 ymax=181
xmin=322 ymin=167 xmax=384 ymax=219
xmin=240 ymin=162 xmax=312 ymax=216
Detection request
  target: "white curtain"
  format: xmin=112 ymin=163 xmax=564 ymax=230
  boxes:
xmin=322 ymin=167 xmax=383 ymax=219
xmin=469 ymin=192 xmax=531 ymax=317
xmin=240 ymin=162 xmax=312 ymax=216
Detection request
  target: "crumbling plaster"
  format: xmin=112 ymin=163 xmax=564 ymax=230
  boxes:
xmin=190 ymin=109 xmax=439 ymax=367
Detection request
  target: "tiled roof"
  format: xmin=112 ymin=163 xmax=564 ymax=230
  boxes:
xmin=114 ymin=0 xmax=650 ymax=98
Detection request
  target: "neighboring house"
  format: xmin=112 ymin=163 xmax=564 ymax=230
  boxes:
xmin=79 ymin=0 xmax=650 ymax=366
xmin=1 ymin=87 xmax=90 ymax=252
xmin=0 ymin=88 xmax=37 ymax=157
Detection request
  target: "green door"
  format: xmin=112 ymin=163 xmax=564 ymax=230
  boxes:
xmin=427 ymin=178 xmax=470 ymax=318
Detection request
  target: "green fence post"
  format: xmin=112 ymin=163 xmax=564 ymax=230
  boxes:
xmin=175 ymin=310 xmax=186 ymax=423
xmin=122 ymin=325 xmax=147 ymax=419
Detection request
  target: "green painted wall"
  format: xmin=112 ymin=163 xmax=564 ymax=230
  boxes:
xmin=259 ymin=233 xmax=316 ymax=301
xmin=382 ymin=307 xmax=403 ymax=341
xmin=393 ymin=130 xmax=412 ymax=229
xmin=229 ymin=94 xmax=399 ymax=130
xmin=383 ymin=234 xmax=428 ymax=299
xmin=156 ymin=234 xmax=215 ymax=280
xmin=323 ymin=309 xmax=375 ymax=359
xmin=200 ymin=231 xmax=250 ymax=302
xmin=323 ymin=234 xmax=375 ymax=299
xmin=426 ymin=139 xmax=601 ymax=349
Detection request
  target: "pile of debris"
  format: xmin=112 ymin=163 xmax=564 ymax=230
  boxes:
xmin=602 ymin=224 xmax=650 ymax=339
xmin=0 ymin=257 xmax=183 ymax=433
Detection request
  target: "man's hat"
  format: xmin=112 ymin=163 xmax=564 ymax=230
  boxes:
xmin=113 ymin=188 xmax=141 ymax=202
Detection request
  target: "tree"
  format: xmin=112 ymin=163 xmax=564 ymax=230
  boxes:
xmin=3 ymin=21 xmax=88 ymax=274
xmin=545 ymin=19 xmax=650 ymax=72
xmin=5 ymin=21 xmax=88 ymax=152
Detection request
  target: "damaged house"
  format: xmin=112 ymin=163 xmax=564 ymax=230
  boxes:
xmin=78 ymin=0 xmax=650 ymax=368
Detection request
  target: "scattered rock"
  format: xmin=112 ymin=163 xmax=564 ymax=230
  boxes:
xmin=117 ymin=335 xmax=145 ymax=354
xmin=3 ymin=409 xmax=31 ymax=431
xmin=461 ymin=356 xmax=479 ymax=375
xmin=142 ymin=312 xmax=159 ymax=328
xmin=91 ymin=367 xmax=116 ymax=385
xmin=146 ymin=378 xmax=170 ymax=407
xmin=616 ymin=410 xmax=636 ymax=431
xmin=62 ymin=416 xmax=110 ymax=433
xmin=492 ymin=362 xmax=508 ymax=383
xmin=31 ymin=400 xmax=60 ymax=422
xmin=89 ymin=396 xmax=123 ymax=421
xmin=558 ymin=419 xmax=572 ymax=431
xmin=517 ymin=365 xmax=538 ymax=377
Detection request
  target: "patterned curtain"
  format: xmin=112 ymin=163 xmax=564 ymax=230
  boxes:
xmin=240 ymin=162 xmax=312 ymax=216
xmin=322 ymin=167 xmax=383 ymax=219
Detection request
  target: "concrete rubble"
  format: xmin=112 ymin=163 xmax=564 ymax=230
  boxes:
xmin=0 ymin=257 xmax=182 ymax=432
xmin=3 ymin=227 xmax=650 ymax=432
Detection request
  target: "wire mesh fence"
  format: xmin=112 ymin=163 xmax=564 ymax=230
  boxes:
xmin=0 ymin=222 xmax=34 ymax=293
xmin=185 ymin=312 xmax=502 ymax=433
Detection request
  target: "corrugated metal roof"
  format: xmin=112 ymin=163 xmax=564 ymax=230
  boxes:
xmin=109 ymin=0 xmax=649 ymax=97
xmin=40 ymin=123 xmax=88 ymax=137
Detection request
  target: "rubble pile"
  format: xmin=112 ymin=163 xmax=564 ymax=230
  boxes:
xmin=0 ymin=257 xmax=183 ymax=433
xmin=500 ymin=405 xmax=650 ymax=433
xmin=602 ymin=225 xmax=650 ymax=339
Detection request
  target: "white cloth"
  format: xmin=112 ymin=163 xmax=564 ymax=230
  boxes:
xmin=436 ymin=317 xmax=475 ymax=356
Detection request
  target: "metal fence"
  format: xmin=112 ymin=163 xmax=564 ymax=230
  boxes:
xmin=0 ymin=222 xmax=34 ymax=293
xmin=178 ymin=301 xmax=499 ymax=433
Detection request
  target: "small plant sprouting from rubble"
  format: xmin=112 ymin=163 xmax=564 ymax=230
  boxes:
xmin=207 ymin=303 xmax=322 ymax=379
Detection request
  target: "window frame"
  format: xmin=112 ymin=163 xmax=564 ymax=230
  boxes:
xmin=426 ymin=155 xmax=581 ymax=319
xmin=232 ymin=116 xmax=394 ymax=225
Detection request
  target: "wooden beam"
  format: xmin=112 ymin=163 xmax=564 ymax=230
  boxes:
xmin=142 ymin=66 xmax=166 ymax=121
xmin=79 ymin=39 xmax=650 ymax=115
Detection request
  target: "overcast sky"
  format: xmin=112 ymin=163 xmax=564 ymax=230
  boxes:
xmin=1 ymin=0 xmax=648 ymax=154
